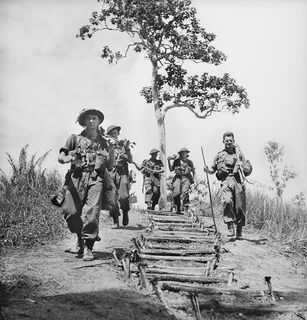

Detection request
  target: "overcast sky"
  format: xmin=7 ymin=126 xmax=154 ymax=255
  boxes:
xmin=1 ymin=0 xmax=306 ymax=202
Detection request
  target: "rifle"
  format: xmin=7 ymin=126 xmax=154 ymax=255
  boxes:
xmin=201 ymin=147 xmax=218 ymax=234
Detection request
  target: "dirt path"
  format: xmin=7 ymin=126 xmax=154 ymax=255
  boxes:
xmin=1 ymin=210 xmax=307 ymax=320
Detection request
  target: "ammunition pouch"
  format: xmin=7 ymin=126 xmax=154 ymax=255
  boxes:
xmin=216 ymin=167 xmax=229 ymax=181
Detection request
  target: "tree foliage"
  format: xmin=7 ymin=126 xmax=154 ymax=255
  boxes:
xmin=77 ymin=0 xmax=249 ymax=119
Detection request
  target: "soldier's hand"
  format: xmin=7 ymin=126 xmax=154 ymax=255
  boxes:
xmin=203 ymin=166 xmax=209 ymax=173
xmin=59 ymin=154 xmax=73 ymax=164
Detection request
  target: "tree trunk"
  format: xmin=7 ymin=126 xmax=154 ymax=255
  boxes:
xmin=151 ymin=59 xmax=167 ymax=209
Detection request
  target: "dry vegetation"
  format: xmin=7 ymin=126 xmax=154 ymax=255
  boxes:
xmin=0 ymin=145 xmax=66 ymax=248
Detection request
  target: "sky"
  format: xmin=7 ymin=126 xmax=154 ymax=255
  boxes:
xmin=0 ymin=0 xmax=306 ymax=204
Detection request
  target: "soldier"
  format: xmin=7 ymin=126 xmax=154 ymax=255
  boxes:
xmin=58 ymin=108 xmax=115 ymax=261
xmin=106 ymin=125 xmax=132 ymax=227
xmin=203 ymin=131 xmax=252 ymax=239
xmin=133 ymin=149 xmax=164 ymax=210
xmin=168 ymin=148 xmax=196 ymax=214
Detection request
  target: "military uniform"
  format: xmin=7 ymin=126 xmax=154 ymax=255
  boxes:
xmin=109 ymin=144 xmax=131 ymax=225
xmin=141 ymin=158 xmax=164 ymax=210
xmin=171 ymin=158 xmax=194 ymax=213
xmin=60 ymin=131 xmax=109 ymax=250
xmin=212 ymin=148 xmax=246 ymax=227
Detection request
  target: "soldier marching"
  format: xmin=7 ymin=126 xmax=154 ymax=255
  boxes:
xmin=54 ymin=111 xmax=252 ymax=262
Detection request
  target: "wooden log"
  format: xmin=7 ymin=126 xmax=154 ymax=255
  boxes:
xmin=131 ymin=237 xmax=143 ymax=252
xmin=139 ymin=253 xmax=211 ymax=262
xmin=147 ymin=273 xmax=227 ymax=284
xmin=152 ymin=282 xmax=178 ymax=317
xmin=112 ymin=249 xmax=122 ymax=267
xmin=153 ymin=222 xmax=201 ymax=228
xmin=139 ymin=248 xmax=215 ymax=256
xmin=150 ymin=217 xmax=194 ymax=223
xmin=145 ymin=266 xmax=207 ymax=275
xmin=157 ymin=226 xmax=214 ymax=233
xmin=146 ymin=209 xmax=180 ymax=216
xmin=190 ymin=294 xmax=203 ymax=320
xmin=152 ymin=231 xmax=215 ymax=238
xmin=159 ymin=281 xmax=265 ymax=298
xmin=173 ymin=299 xmax=307 ymax=315
xmin=144 ymin=236 xmax=214 ymax=243
xmin=138 ymin=264 xmax=152 ymax=292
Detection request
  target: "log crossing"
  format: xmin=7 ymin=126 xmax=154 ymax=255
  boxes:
xmin=114 ymin=209 xmax=307 ymax=320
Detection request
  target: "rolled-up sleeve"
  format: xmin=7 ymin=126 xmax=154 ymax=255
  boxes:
xmin=59 ymin=134 xmax=77 ymax=155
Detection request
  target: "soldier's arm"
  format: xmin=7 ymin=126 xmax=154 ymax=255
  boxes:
xmin=106 ymin=143 xmax=115 ymax=171
xmin=167 ymin=155 xmax=176 ymax=171
xmin=58 ymin=134 xmax=77 ymax=164
xmin=204 ymin=155 xmax=217 ymax=175
xmin=132 ymin=161 xmax=143 ymax=172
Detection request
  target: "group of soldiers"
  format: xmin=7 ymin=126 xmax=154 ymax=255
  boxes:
xmin=54 ymin=108 xmax=252 ymax=262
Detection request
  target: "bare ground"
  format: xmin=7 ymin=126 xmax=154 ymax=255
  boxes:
xmin=1 ymin=210 xmax=307 ymax=320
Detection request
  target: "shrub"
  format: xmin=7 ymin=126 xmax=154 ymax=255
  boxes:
xmin=0 ymin=145 xmax=66 ymax=248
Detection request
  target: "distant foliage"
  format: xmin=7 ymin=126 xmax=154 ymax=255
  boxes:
xmin=0 ymin=145 xmax=66 ymax=248
xmin=264 ymin=141 xmax=296 ymax=197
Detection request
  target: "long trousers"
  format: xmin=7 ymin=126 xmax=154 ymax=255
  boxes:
xmin=220 ymin=175 xmax=246 ymax=226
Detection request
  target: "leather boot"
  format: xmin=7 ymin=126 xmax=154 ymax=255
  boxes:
xmin=236 ymin=225 xmax=243 ymax=240
xmin=227 ymin=222 xmax=235 ymax=237
xmin=65 ymin=234 xmax=84 ymax=254
xmin=122 ymin=210 xmax=129 ymax=226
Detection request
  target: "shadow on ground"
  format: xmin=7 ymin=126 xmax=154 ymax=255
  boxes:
xmin=2 ymin=288 xmax=172 ymax=320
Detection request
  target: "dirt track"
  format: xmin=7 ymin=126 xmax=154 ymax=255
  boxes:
xmin=1 ymin=210 xmax=307 ymax=320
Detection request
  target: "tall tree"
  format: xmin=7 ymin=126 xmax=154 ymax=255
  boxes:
xmin=77 ymin=0 xmax=249 ymax=208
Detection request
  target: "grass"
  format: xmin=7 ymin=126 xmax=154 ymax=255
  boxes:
xmin=0 ymin=145 xmax=66 ymax=248
xmin=246 ymin=185 xmax=307 ymax=255
xmin=189 ymin=179 xmax=307 ymax=254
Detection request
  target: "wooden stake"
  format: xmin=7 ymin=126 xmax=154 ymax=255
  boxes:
xmin=190 ymin=293 xmax=203 ymax=320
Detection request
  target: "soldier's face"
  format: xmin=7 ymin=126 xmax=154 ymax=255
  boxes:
xmin=151 ymin=152 xmax=158 ymax=159
xmin=180 ymin=151 xmax=189 ymax=160
xmin=223 ymin=136 xmax=234 ymax=149
xmin=109 ymin=129 xmax=119 ymax=139
xmin=85 ymin=114 xmax=99 ymax=129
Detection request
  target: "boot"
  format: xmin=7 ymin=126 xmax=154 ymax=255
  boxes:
xmin=122 ymin=210 xmax=129 ymax=226
xmin=83 ymin=247 xmax=94 ymax=261
xmin=236 ymin=225 xmax=243 ymax=240
xmin=65 ymin=234 xmax=84 ymax=254
xmin=83 ymin=240 xmax=94 ymax=261
xmin=227 ymin=222 xmax=235 ymax=238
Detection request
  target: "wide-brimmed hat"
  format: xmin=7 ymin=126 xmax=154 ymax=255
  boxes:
xmin=178 ymin=147 xmax=190 ymax=154
xmin=149 ymin=148 xmax=160 ymax=155
xmin=77 ymin=108 xmax=104 ymax=127
xmin=106 ymin=125 xmax=121 ymax=135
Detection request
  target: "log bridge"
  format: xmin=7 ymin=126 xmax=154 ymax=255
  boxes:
xmin=113 ymin=209 xmax=307 ymax=320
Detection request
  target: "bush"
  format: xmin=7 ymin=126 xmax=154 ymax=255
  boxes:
xmin=0 ymin=145 xmax=66 ymax=248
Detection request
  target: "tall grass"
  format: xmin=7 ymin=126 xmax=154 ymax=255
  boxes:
xmin=189 ymin=178 xmax=307 ymax=254
xmin=0 ymin=145 xmax=66 ymax=248
xmin=246 ymin=185 xmax=307 ymax=254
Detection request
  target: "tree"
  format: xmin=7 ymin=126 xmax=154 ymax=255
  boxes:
xmin=77 ymin=0 xmax=249 ymax=207
xmin=264 ymin=141 xmax=296 ymax=198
